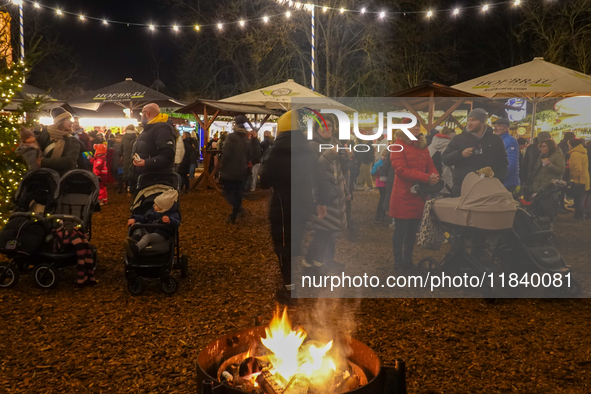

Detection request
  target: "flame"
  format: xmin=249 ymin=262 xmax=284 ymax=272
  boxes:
xmin=260 ymin=307 xmax=336 ymax=386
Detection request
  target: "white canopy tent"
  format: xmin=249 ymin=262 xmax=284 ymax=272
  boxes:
xmin=452 ymin=57 xmax=591 ymax=137
xmin=219 ymin=79 xmax=354 ymax=112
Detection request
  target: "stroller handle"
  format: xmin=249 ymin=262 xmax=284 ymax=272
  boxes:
xmin=45 ymin=214 xmax=84 ymax=226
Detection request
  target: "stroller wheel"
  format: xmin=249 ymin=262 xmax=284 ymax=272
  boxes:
xmin=180 ymin=255 xmax=189 ymax=278
xmin=0 ymin=263 xmax=19 ymax=288
xmin=418 ymin=257 xmax=441 ymax=275
xmin=160 ymin=275 xmax=179 ymax=295
xmin=34 ymin=264 xmax=58 ymax=289
xmin=127 ymin=276 xmax=146 ymax=296
xmin=90 ymin=244 xmax=98 ymax=271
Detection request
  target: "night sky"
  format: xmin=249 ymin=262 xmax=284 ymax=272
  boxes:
xmin=8 ymin=0 xmax=529 ymax=98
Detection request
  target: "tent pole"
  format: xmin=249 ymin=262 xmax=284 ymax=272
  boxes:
xmin=530 ymin=100 xmax=538 ymax=140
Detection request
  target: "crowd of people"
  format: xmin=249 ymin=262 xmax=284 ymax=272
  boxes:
xmin=11 ymin=104 xmax=591 ymax=300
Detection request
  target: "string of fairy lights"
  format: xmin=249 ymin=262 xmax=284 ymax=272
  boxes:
xmin=9 ymin=0 xmax=526 ymax=32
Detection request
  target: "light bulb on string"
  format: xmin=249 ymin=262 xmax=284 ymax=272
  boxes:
xmin=379 ymin=11 xmax=386 ymax=18
xmin=513 ymin=0 xmax=521 ymax=5
xmin=217 ymin=23 xmax=223 ymax=30
xmin=194 ymin=25 xmax=200 ymax=31
xmin=79 ymin=15 xmax=85 ymax=20
xmin=56 ymin=9 xmax=62 ymax=15
xmin=103 ymin=19 xmax=108 ymax=25
xmin=286 ymin=11 xmax=291 ymax=18
xmin=340 ymin=8 xmax=345 ymax=13
xmin=173 ymin=25 xmax=179 ymax=31
xmin=323 ymin=6 xmax=328 ymax=12
xmin=426 ymin=10 xmax=433 ymax=18
xmin=239 ymin=20 xmax=245 ymax=27
xmin=360 ymin=7 xmax=366 ymax=14
xmin=149 ymin=24 xmax=155 ymax=31
xmin=263 ymin=16 xmax=269 ymax=23
xmin=34 ymin=2 xmax=40 ymax=8
xmin=453 ymin=8 xmax=460 ymax=16
xmin=482 ymin=4 xmax=489 ymax=12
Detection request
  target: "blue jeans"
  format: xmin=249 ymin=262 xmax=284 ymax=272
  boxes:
xmin=189 ymin=164 xmax=196 ymax=179
xmin=223 ymin=179 xmax=245 ymax=219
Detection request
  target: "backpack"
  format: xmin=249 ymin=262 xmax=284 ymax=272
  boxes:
xmin=0 ymin=216 xmax=47 ymax=256
xmin=75 ymin=138 xmax=93 ymax=171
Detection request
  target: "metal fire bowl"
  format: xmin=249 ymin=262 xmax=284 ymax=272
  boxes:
xmin=196 ymin=326 xmax=405 ymax=394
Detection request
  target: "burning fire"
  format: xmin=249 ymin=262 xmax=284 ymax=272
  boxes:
xmin=260 ymin=308 xmax=336 ymax=387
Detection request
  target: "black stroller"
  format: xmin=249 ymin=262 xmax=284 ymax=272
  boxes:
xmin=124 ymin=173 xmax=188 ymax=296
xmin=520 ymin=180 xmax=566 ymax=230
xmin=494 ymin=207 xmax=581 ymax=296
xmin=0 ymin=169 xmax=99 ymax=289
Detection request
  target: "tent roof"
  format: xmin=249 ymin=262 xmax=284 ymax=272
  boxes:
xmin=67 ymin=78 xmax=185 ymax=111
xmin=176 ymin=99 xmax=281 ymax=116
xmin=219 ymin=79 xmax=354 ymax=111
xmin=452 ymin=58 xmax=591 ymax=98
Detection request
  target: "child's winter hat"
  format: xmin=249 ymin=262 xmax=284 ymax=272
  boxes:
xmin=20 ymin=126 xmax=35 ymax=141
xmin=94 ymin=143 xmax=107 ymax=155
xmin=154 ymin=189 xmax=178 ymax=212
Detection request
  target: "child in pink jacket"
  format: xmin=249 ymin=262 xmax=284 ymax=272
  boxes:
xmin=91 ymin=144 xmax=108 ymax=205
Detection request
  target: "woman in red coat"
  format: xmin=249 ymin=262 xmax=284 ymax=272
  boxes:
xmin=390 ymin=120 xmax=439 ymax=269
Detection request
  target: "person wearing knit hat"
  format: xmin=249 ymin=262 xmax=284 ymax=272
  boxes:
xmin=260 ymin=110 xmax=315 ymax=306
xmin=124 ymin=189 xmax=181 ymax=256
xmin=35 ymin=106 xmax=80 ymax=175
xmin=15 ymin=126 xmax=42 ymax=171
xmin=442 ymin=108 xmax=508 ymax=196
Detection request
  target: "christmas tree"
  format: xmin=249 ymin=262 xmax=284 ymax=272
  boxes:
xmin=0 ymin=60 xmax=29 ymax=225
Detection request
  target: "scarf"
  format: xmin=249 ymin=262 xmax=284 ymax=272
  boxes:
xmin=46 ymin=126 xmax=72 ymax=158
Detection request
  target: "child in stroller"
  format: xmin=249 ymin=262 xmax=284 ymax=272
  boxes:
xmin=124 ymin=173 xmax=188 ymax=296
xmin=124 ymin=189 xmax=180 ymax=255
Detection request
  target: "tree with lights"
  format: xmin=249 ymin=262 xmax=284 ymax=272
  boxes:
xmin=0 ymin=60 xmax=34 ymax=225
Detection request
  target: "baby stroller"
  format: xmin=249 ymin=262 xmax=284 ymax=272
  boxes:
xmin=418 ymin=173 xmax=517 ymax=279
xmin=124 ymin=172 xmax=188 ymax=296
xmin=0 ymin=169 xmax=61 ymax=287
xmin=519 ymin=180 xmax=566 ymax=230
xmin=0 ymin=169 xmax=99 ymax=289
xmin=494 ymin=206 xmax=581 ymax=296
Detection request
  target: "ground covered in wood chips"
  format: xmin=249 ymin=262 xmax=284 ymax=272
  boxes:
xmin=1 ymin=184 xmax=591 ymax=394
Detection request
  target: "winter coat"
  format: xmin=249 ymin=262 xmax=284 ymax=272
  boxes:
xmin=131 ymin=207 xmax=181 ymax=239
xmin=91 ymin=154 xmax=108 ymax=179
xmin=260 ymin=130 xmax=314 ymax=256
xmin=36 ymin=129 xmax=80 ymax=175
xmin=568 ymin=144 xmax=590 ymax=191
xmin=260 ymin=136 xmax=274 ymax=164
xmin=178 ymin=138 xmax=194 ymax=175
xmin=499 ymin=131 xmax=520 ymax=188
xmin=189 ymin=137 xmax=199 ymax=164
xmin=219 ymin=127 xmax=249 ymax=181
xmin=532 ymin=150 xmax=565 ymax=193
xmin=119 ymin=130 xmax=137 ymax=182
xmin=442 ymin=126 xmax=508 ymax=195
xmin=174 ymin=134 xmax=185 ymax=165
xmin=389 ymin=131 xmax=438 ymax=220
xmin=308 ymin=130 xmax=348 ymax=232
xmin=522 ymin=143 xmax=540 ymax=187
xmin=131 ymin=114 xmax=177 ymax=181
xmin=249 ymin=136 xmax=262 ymax=165
xmin=371 ymin=159 xmax=387 ymax=188
xmin=15 ymin=143 xmax=40 ymax=171
xmin=382 ymin=153 xmax=394 ymax=213
xmin=428 ymin=134 xmax=454 ymax=193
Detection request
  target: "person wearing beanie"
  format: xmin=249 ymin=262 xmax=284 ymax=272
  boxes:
xmin=442 ymin=108 xmax=508 ymax=196
xmin=493 ymin=118 xmax=520 ymax=192
xmin=90 ymin=144 xmax=109 ymax=205
xmin=35 ymin=107 xmax=80 ymax=175
xmin=15 ymin=126 xmax=41 ymax=171
xmin=124 ymin=189 xmax=181 ymax=256
xmin=260 ymin=110 xmax=315 ymax=306
xmin=219 ymin=115 xmax=251 ymax=224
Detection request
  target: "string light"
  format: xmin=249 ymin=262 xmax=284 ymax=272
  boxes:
xmin=12 ymin=0 xmax=533 ymax=32
xmin=149 ymin=24 xmax=155 ymax=31
xmin=217 ymin=23 xmax=223 ymax=30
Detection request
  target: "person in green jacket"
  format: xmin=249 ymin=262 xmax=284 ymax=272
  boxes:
xmin=531 ymin=139 xmax=565 ymax=194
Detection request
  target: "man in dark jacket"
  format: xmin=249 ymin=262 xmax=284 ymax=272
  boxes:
xmin=247 ymin=130 xmax=262 ymax=192
xmin=493 ymin=118 xmax=520 ymax=192
xmin=442 ymin=108 xmax=509 ymax=196
xmin=130 ymin=103 xmax=177 ymax=191
xmin=261 ymin=110 xmax=314 ymax=305
xmin=219 ymin=115 xmax=250 ymax=224
xmin=260 ymin=130 xmax=274 ymax=164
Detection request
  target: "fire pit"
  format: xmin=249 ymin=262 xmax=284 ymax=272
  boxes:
xmin=196 ymin=309 xmax=406 ymax=394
